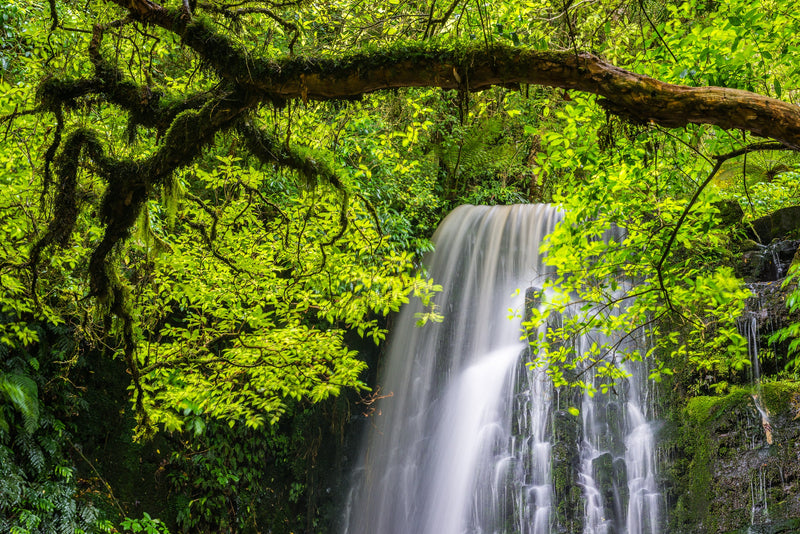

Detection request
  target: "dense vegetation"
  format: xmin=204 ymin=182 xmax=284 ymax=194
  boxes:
xmin=0 ymin=0 xmax=799 ymax=531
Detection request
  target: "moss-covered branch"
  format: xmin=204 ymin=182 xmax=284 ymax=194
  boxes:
xmin=237 ymin=120 xmax=349 ymax=244
xmin=101 ymin=0 xmax=800 ymax=149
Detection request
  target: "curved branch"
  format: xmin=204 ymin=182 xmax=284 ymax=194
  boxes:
xmin=654 ymin=142 xmax=795 ymax=314
xmin=252 ymin=47 xmax=800 ymax=149
xmin=102 ymin=0 xmax=800 ymax=148
xmin=657 ymin=142 xmax=791 ymax=271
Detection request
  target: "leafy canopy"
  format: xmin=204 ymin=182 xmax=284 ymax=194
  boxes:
xmin=1 ymin=0 xmax=799 ymax=432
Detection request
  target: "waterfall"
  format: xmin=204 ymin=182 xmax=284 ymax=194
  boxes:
xmin=341 ymin=204 xmax=661 ymax=534
xmin=738 ymin=282 xmax=778 ymax=455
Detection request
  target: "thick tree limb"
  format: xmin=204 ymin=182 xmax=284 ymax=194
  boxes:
xmin=251 ymin=47 xmax=800 ymax=148
xmin=102 ymin=0 xmax=800 ymax=149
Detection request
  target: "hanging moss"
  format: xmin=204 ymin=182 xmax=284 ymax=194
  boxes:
xmin=238 ymin=120 xmax=341 ymax=189
xmin=149 ymin=97 xmax=243 ymax=177
xmin=237 ymin=120 xmax=350 ymax=243
xmin=90 ymin=161 xmax=149 ymax=298
xmin=37 ymin=49 xmax=207 ymax=137
xmin=35 ymin=77 xmax=102 ymax=111
xmin=31 ymin=128 xmax=104 ymax=253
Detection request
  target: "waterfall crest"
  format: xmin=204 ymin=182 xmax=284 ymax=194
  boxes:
xmin=341 ymin=204 xmax=660 ymax=534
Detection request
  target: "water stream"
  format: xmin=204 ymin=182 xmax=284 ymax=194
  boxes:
xmin=341 ymin=204 xmax=661 ymax=533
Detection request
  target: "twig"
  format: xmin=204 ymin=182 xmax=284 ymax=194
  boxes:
xmin=69 ymin=439 xmax=126 ymax=517
xmin=655 ymin=141 xmax=794 ymax=313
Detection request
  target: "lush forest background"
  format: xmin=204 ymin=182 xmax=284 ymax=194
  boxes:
xmin=1 ymin=0 xmax=799 ymax=531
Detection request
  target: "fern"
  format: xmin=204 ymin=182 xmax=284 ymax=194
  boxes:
xmin=0 ymin=373 xmax=39 ymax=434
xmin=14 ymin=434 xmax=45 ymax=475
xmin=768 ymin=263 xmax=800 ymax=366
xmin=434 ymin=117 xmax=523 ymax=198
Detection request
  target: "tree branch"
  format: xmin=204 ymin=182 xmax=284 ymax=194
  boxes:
xmin=100 ymin=0 xmax=800 ymax=149
xmin=654 ymin=142 xmax=795 ymax=314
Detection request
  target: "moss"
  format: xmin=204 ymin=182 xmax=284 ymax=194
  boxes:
xmin=684 ymin=387 xmax=751 ymax=426
xmin=669 ymin=386 xmax=764 ymax=532
xmin=667 ymin=379 xmax=800 ymax=533
xmin=761 ymin=380 xmax=800 ymax=414
xmin=35 ymin=76 xmax=101 ymax=111
xmin=182 ymin=16 xmax=250 ymax=78
xmin=31 ymin=128 xmax=104 ymax=265
xmin=685 ymin=428 xmax=714 ymax=528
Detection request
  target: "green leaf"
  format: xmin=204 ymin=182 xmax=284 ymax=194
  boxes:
xmin=0 ymin=373 xmax=39 ymax=433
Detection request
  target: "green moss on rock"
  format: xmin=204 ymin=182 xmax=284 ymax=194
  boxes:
xmin=684 ymin=387 xmax=751 ymax=426
xmin=762 ymin=380 xmax=800 ymax=415
xmin=666 ymin=381 xmax=800 ymax=533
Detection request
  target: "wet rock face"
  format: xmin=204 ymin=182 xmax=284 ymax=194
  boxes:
xmin=742 ymin=282 xmax=785 ymax=328
xmin=724 ymin=517 xmax=800 ymax=533
xmin=551 ymin=406 xmax=583 ymax=533
xmin=747 ymin=206 xmax=800 ymax=244
xmin=738 ymin=275 xmax=800 ymax=376
xmin=709 ymin=412 xmax=800 ymax=531
xmin=664 ymin=384 xmax=800 ymax=534
xmin=737 ymin=240 xmax=800 ymax=283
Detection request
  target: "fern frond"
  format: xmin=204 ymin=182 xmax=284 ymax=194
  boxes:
xmin=12 ymin=434 xmax=45 ymax=474
xmin=0 ymin=373 xmax=40 ymax=434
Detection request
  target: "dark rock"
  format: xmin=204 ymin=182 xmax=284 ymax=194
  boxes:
xmin=739 ymin=239 xmax=762 ymax=253
xmin=714 ymin=200 xmax=745 ymax=227
xmin=723 ymin=518 xmax=800 ymax=533
xmin=773 ymin=240 xmax=800 ymax=277
xmin=551 ymin=404 xmax=583 ymax=532
xmin=747 ymin=206 xmax=800 ymax=243
xmin=746 ymin=281 xmax=794 ymax=329
xmin=664 ymin=382 xmax=800 ymax=533
xmin=736 ymin=240 xmax=800 ymax=282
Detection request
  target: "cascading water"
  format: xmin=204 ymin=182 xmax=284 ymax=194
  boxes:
xmin=571 ymin=312 xmax=660 ymax=534
xmin=739 ymin=280 xmax=784 ymax=449
xmin=341 ymin=204 xmax=661 ymax=534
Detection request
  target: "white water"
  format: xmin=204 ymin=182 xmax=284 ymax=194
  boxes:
xmin=574 ymin=328 xmax=660 ymax=534
xmin=341 ymin=204 xmax=661 ymax=534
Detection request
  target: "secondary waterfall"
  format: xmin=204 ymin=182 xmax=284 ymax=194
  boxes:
xmin=341 ymin=204 xmax=660 ymax=534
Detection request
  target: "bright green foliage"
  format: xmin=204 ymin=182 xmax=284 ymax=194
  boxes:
xmin=0 ymin=372 xmax=39 ymax=434
xmin=120 ymin=513 xmax=170 ymax=534
xmin=522 ymin=96 xmax=752 ymax=390
xmin=316 ymin=90 xmax=444 ymax=254
xmin=730 ymin=167 xmax=800 ymax=220
xmin=0 ymin=0 xmax=799 ymax=530
xmin=769 ymin=264 xmax=800 ymax=368
xmin=128 ymin=158 xmax=436 ymax=431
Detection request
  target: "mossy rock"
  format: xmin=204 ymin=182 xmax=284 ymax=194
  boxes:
xmin=684 ymin=387 xmax=751 ymax=426
xmin=668 ymin=382 xmax=800 ymax=533
xmin=747 ymin=206 xmax=800 ymax=243
xmin=713 ymin=199 xmax=745 ymax=228
xmin=762 ymin=380 xmax=800 ymax=416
